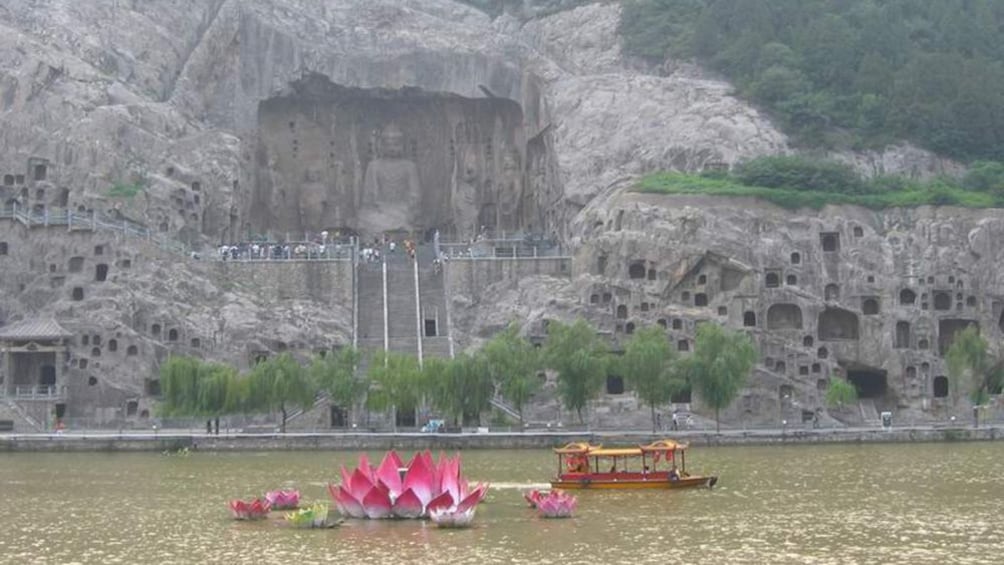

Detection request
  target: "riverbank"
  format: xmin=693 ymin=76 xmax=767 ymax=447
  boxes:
xmin=1 ymin=424 xmax=1000 ymax=452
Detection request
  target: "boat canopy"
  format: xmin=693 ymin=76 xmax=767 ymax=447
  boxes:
xmin=639 ymin=439 xmax=689 ymax=453
xmin=589 ymin=448 xmax=643 ymax=458
xmin=553 ymin=442 xmax=601 ymax=455
xmin=554 ymin=439 xmax=688 ymax=457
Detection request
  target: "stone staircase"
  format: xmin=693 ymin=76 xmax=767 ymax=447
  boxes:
xmin=356 ymin=262 xmax=386 ymax=345
xmin=858 ymin=398 xmax=880 ymax=424
xmin=386 ymin=252 xmax=421 ymax=356
xmin=417 ymin=244 xmax=452 ymax=360
xmin=0 ymin=398 xmax=43 ymax=432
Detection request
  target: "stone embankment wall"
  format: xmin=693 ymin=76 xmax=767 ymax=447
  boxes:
xmin=2 ymin=427 xmax=1000 ymax=452
xmin=212 ymin=260 xmax=354 ymax=307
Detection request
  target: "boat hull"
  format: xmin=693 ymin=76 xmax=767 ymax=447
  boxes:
xmin=550 ymin=475 xmax=717 ymax=490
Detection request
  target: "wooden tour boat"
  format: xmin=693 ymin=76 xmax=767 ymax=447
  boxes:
xmin=550 ymin=439 xmax=718 ymax=490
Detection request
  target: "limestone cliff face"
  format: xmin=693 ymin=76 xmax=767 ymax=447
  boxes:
xmin=0 ymin=0 xmax=982 ymax=427
xmin=451 ymin=190 xmax=1004 ymax=427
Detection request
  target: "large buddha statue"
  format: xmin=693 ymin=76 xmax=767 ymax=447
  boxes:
xmin=359 ymin=123 xmax=421 ymax=234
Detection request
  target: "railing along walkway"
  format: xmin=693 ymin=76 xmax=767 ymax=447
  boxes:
xmin=0 ymin=203 xmax=189 ymax=254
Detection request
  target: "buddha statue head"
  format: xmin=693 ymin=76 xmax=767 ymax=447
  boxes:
xmin=378 ymin=122 xmax=406 ymax=160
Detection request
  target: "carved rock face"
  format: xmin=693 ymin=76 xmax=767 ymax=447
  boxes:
xmin=250 ymin=80 xmax=538 ymax=237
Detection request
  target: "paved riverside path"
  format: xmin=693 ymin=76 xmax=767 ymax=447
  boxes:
xmin=2 ymin=424 xmax=1002 ymax=452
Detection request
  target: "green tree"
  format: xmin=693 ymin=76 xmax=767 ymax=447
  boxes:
xmin=424 ymin=353 xmax=492 ymax=427
xmin=366 ymin=351 xmax=424 ymax=431
xmin=309 ymin=347 xmax=365 ymax=423
xmin=481 ymin=324 xmax=541 ymax=426
xmin=962 ymin=161 xmax=1004 ymax=196
xmin=619 ymin=326 xmax=685 ymax=432
xmin=944 ymin=326 xmax=1004 ymax=426
xmin=687 ymin=323 xmax=757 ymax=433
xmin=824 ymin=377 xmax=858 ymax=410
xmin=247 ymin=353 xmax=316 ymax=433
xmin=543 ymin=319 xmax=609 ymax=424
xmin=159 ymin=355 xmax=242 ymax=418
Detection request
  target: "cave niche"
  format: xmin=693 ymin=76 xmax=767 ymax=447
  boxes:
xmin=818 ymin=308 xmax=859 ymax=341
xmin=766 ymin=303 xmax=803 ymax=330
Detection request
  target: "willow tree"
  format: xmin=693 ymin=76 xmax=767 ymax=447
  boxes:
xmin=247 ymin=353 xmax=316 ymax=433
xmin=619 ymin=325 xmax=685 ymax=432
xmin=824 ymin=377 xmax=858 ymax=410
xmin=309 ymin=347 xmax=365 ymax=423
xmin=160 ymin=356 xmax=241 ymax=415
xmin=481 ymin=323 xmax=541 ymax=426
xmin=945 ymin=326 xmax=1004 ymax=426
xmin=543 ymin=319 xmax=608 ymax=424
xmin=366 ymin=351 xmax=423 ymax=431
xmin=687 ymin=323 xmax=757 ymax=433
xmin=423 ymin=353 xmax=492 ymax=427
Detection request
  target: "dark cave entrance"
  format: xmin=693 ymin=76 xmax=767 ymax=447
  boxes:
xmin=845 ymin=364 xmax=888 ymax=399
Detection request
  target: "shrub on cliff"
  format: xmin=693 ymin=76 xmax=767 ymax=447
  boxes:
xmin=735 ymin=156 xmax=866 ymax=194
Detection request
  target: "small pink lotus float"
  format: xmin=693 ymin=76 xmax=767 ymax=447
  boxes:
xmin=265 ymin=489 xmax=300 ymax=510
xmin=328 ymin=450 xmax=488 ymax=521
xmin=528 ymin=490 xmax=577 ymax=518
xmin=228 ymin=498 xmax=271 ymax=520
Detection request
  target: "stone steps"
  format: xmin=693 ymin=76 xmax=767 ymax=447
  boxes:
xmin=386 ymin=257 xmax=418 ymax=339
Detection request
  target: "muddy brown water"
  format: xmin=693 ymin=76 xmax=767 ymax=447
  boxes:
xmin=1 ymin=443 xmax=1002 ymax=564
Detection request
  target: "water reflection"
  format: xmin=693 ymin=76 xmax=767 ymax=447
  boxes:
xmin=1 ymin=444 xmax=1003 ymax=564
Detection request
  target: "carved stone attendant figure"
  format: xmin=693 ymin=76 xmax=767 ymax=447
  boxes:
xmin=298 ymin=166 xmax=330 ymax=231
xmin=452 ymin=145 xmax=480 ymax=238
xmin=359 ymin=123 xmax=421 ymax=234
xmin=497 ymin=147 xmax=523 ymax=231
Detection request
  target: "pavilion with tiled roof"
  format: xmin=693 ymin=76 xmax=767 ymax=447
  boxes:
xmin=0 ymin=317 xmax=72 ymax=398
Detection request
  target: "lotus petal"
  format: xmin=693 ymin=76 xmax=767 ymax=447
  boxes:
xmin=391 ymin=488 xmax=424 ymax=519
xmin=349 ymin=468 xmax=376 ymax=500
xmin=524 ymin=489 xmax=543 ymax=508
xmin=456 ymin=486 xmax=485 ymax=514
xmin=340 ymin=465 xmax=354 ymax=492
xmin=331 ymin=485 xmax=366 ymax=519
xmin=376 ymin=451 xmax=404 ymax=496
xmin=402 ymin=452 xmax=435 ymax=507
xmin=425 ymin=490 xmax=455 ymax=514
xmin=440 ymin=459 xmax=461 ymax=504
xmin=358 ymin=453 xmax=374 ymax=482
xmin=362 ymin=486 xmax=393 ymax=519
xmin=429 ymin=506 xmax=476 ymax=528
xmin=387 ymin=450 xmax=405 ymax=471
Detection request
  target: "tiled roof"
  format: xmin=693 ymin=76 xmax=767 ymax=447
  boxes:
xmin=0 ymin=318 xmax=73 ymax=340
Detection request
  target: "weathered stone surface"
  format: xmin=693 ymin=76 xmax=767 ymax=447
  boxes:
xmin=448 ymin=190 xmax=1004 ymax=427
xmin=0 ymin=0 xmax=988 ymax=429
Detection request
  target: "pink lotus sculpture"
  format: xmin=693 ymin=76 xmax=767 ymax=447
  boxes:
xmin=265 ymin=489 xmax=300 ymax=510
xmin=328 ymin=450 xmax=488 ymax=520
xmin=228 ymin=498 xmax=271 ymax=520
xmin=524 ymin=489 xmax=544 ymax=508
xmin=532 ymin=490 xmax=577 ymax=518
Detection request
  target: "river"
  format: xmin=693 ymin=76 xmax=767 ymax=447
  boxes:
xmin=1 ymin=442 xmax=1001 ymax=564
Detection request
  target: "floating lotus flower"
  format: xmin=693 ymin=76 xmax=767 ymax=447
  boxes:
xmin=265 ymin=489 xmax=300 ymax=510
xmin=534 ymin=490 xmax=577 ymax=519
xmin=228 ymin=498 xmax=271 ymax=520
xmin=328 ymin=450 xmax=488 ymax=520
xmin=285 ymin=503 xmax=330 ymax=528
xmin=524 ymin=489 xmax=544 ymax=508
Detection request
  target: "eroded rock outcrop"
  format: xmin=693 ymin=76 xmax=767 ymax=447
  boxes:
xmin=0 ymin=0 xmax=980 ymax=428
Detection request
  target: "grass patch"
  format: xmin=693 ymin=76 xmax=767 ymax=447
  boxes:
xmin=107 ymin=181 xmax=145 ymax=199
xmin=635 ymin=172 xmax=999 ymax=210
